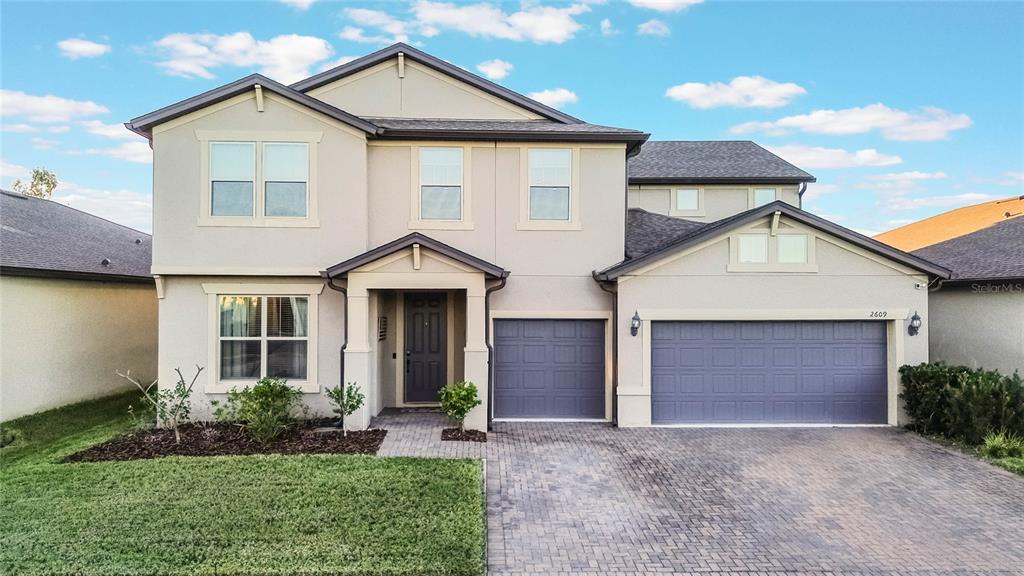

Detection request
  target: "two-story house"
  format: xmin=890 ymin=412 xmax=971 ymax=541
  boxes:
xmin=128 ymin=43 xmax=949 ymax=430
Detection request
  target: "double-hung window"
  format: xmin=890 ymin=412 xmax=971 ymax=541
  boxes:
xmin=528 ymin=148 xmax=572 ymax=221
xmin=219 ymin=295 xmax=309 ymax=382
xmin=206 ymin=138 xmax=312 ymax=223
xmin=264 ymin=143 xmax=309 ymax=218
xmin=419 ymin=147 xmax=463 ymax=220
xmin=210 ymin=142 xmax=255 ymax=216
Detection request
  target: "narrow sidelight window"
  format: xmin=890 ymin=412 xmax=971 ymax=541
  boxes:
xmin=263 ymin=143 xmax=309 ymax=218
xmin=777 ymin=234 xmax=809 ymax=264
xmin=218 ymin=295 xmax=309 ymax=382
xmin=753 ymin=188 xmax=776 ymax=208
xmin=737 ymin=234 xmax=769 ymax=264
xmin=528 ymin=148 xmax=571 ymax=220
xmin=420 ymin=147 xmax=463 ymax=220
xmin=210 ymin=142 xmax=255 ymax=216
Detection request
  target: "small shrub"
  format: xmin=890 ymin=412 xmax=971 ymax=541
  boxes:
xmin=324 ymin=383 xmax=365 ymax=436
xmin=899 ymin=363 xmax=1024 ymax=444
xmin=981 ymin=431 xmax=1024 ymax=459
xmin=117 ymin=366 xmax=202 ymax=444
xmin=213 ymin=377 xmax=304 ymax=443
xmin=439 ymin=381 xmax=481 ymax=431
xmin=0 ymin=426 xmax=16 ymax=448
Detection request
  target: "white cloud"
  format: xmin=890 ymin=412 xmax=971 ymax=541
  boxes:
xmin=858 ymin=171 xmax=948 ymax=194
xmin=1 ymin=123 xmax=38 ymax=133
xmin=410 ymin=1 xmax=590 ymax=44
xmin=476 ymin=59 xmax=513 ymax=80
xmin=71 ymin=141 xmax=152 ymax=164
xmin=0 ymin=90 xmax=109 ymax=123
xmin=54 ymin=181 xmax=153 ymax=233
xmin=344 ymin=8 xmax=413 ymax=41
xmin=637 ymin=19 xmax=671 ymax=36
xmin=527 ymin=88 xmax=578 ymax=108
xmin=339 ymin=27 xmax=401 ymax=45
xmin=766 ymin=145 xmax=903 ymax=169
xmin=885 ymin=193 xmax=991 ymax=212
xmin=1 ymin=160 xmax=30 ymax=181
xmin=731 ymin=103 xmax=972 ymax=141
xmin=153 ymin=32 xmax=334 ymax=83
xmin=666 ymin=76 xmax=806 ymax=109
xmin=30 ymin=137 xmax=60 ymax=150
xmin=57 ymin=38 xmax=111 ymax=60
xmin=80 ymin=120 xmax=134 ymax=140
xmin=802 ymin=183 xmax=840 ymax=202
xmin=600 ymin=18 xmax=618 ymax=36
xmin=629 ymin=0 xmax=703 ymax=12
xmin=280 ymin=0 xmax=315 ymax=10
xmin=318 ymin=55 xmax=358 ymax=72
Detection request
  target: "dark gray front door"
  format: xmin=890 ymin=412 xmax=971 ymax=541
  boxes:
xmin=493 ymin=319 xmax=605 ymax=419
xmin=651 ymin=321 xmax=888 ymax=424
xmin=405 ymin=292 xmax=446 ymax=402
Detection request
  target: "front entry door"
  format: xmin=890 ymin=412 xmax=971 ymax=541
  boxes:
xmin=404 ymin=292 xmax=447 ymax=402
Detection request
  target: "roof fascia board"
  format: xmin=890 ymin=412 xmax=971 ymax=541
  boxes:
xmin=628 ymin=176 xmax=816 ymax=185
xmin=377 ymin=130 xmax=649 ymax=144
xmin=290 ymin=42 xmax=582 ymax=125
xmin=323 ymin=232 xmax=508 ymax=279
xmin=0 ymin=266 xmax=155 ymax=284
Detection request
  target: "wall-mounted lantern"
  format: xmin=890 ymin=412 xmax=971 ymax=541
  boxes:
xmin=908 ymin=311 xmax=922 ymax=336
xmin=630 ymin=311 xmax=641 ymax=337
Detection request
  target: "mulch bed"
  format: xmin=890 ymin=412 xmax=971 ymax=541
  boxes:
xmin=441 ymin=428 xmax=487 ymax=443
xmin=64 ymin=423 xmax=387 ymax=463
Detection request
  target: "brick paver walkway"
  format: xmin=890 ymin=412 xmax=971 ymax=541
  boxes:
xmin=371 ymin=409 xmax=1024 ymax=576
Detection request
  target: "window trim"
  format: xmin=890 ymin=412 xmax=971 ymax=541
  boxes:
xmin=203 ymin=282 xmax=323 ymax=393
xmin=728 ymin=228 xmax=818 ymax=273
xmin=209 ymin=142 xmax=257 ymax=218
xmin=517 ymin=145 xmax=582 ymax=231
xmin=411 ymin=145 xmax=471 ymax=228
xmin=196 ymin=130 xmax=321 ymax=228
xmin=669 ymin=187 xmax=705 ymax=217
xmin=262 ymin=142 xmax=310 ymax=220
xmin=749 ymin=187 xmax=778 ymax=209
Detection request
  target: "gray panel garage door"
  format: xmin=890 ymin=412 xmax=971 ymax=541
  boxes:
xmin=651 ymin=321 xmax=887 ymax=424
xmin=494 ymin=319 xmax=605 ymax=419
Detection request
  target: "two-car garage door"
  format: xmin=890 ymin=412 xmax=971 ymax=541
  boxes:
xmin=651 ymin=321 xmax=888 ymax=425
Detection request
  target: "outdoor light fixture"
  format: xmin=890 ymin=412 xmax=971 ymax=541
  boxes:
xmin=630 ymin=311 xmax=641 ymax=337
xmin=908 ymin=311 xmax=922 ymax=336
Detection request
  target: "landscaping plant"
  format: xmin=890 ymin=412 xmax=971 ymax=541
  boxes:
xmin=116 ymin=366 xmax=201 ymax=444
xmin=324 ymin=382 xmax=365 ymax=436
xmin=980 ymin=431 xmax=1024 ymax=459
xmin=0 ymin=426 xmax=15 ymax=448
xmin=212 ymin=377 xmax=305 ymax=443
xmin=439 ymin=381 xmax=482 ymax=432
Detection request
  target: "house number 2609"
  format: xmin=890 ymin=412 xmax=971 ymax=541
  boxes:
xmin=869 ymin=311 xmax=888 ymax=318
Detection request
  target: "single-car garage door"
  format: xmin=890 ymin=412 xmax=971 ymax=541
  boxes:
xmin=493 ymin=319 xmax=605 ymax=419
xmin=651 ymin=321 xmax=887 ymax=425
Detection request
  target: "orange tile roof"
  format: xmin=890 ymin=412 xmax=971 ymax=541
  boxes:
xmin=874 ymin=195 xmax=1024 ymax=252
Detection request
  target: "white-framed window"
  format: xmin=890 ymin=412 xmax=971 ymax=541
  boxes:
xmin=777 ymin=234 xmax=808 ymax=264
xmin=263 ymin=143 xmax=309 ymax=218
xmin=419 ymin=147 xmax=463 ymax=220
xmin=675 ymin=188 xmax=699 ymax=211
xmin=528 ymin=148 xmax=572 ymax=221
xmin=752 ymin=188 xmax=777 ymax=208
xmin=210 ymin=142 xmax=255 ymax=217
xmin=218 ymin=295 xmax=310 ymax=382
xmin=737 ymin=233 xmax=769 ymax=264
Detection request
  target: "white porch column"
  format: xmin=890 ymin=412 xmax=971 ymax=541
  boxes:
xmin=343 ymin=279 xmax=372 ymax=431
xmin=463 ymin=276 xmax=488 ymax=431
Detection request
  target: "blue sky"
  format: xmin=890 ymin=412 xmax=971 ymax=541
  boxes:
xmin=1 ymin=0 xmax=1022 ymax=234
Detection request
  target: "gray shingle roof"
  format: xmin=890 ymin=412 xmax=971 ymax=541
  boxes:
xmin=0 ymin=190 xmax=152 ymax=281
xmin=628 ymin=141 xmax=815 ymax=183
xmin=913 ymin=216 xmax=1024 ymax=281
xmin=625 ymin=208 xmax=705 ymax=259
xmin=370 ymin=117 xmax=645 ymax=135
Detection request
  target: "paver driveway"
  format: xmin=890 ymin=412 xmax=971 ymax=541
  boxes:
xmin=373 ymin=411 xmax=1024 ymax=576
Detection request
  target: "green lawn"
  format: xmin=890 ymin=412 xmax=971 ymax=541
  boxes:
xmin=0 ymin=393 xmax=485 ymax=576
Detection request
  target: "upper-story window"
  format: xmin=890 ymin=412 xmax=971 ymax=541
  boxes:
xmin=528 ymin=148 xmax=572 ymax=221
xmin=751 ymin=188 xmax=777 ymax=208
xmin=420 ymin=147 xmax=463 ymax=220
xmin=737 ymin=233 xmax=769 ymax=264
xmin=210 ymin=142 xmax=255 ymax=217
xmin=729 ymin=229 xmax=816 ymax=272
xmin=263 ymin=143 xmax=309 ymax=218
xmin=777 ymin=234 xmax=808 ymax=264
xmin=670 ymin=187 xmax=704 ymax=217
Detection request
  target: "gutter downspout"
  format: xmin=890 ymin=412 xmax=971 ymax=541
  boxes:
xmin=485 ymin=273 xmax=509 ymax=431
xmin=325 ymin=275 xmax=348 ymax=428
xmin=594 ymin=272 xmax=619 ymax=427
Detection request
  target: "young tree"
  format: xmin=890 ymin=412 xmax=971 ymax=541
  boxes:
xmin=11 ymin=168 xmax=58 ymax=199
xmin=324 ymin=383 xmax=365 ymax=436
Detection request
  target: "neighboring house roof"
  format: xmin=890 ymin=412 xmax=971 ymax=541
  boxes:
xmin=291 ymin=42 xmax=581 ymax=125
xmin=875 ymin=195 xmax=1024 ymax=252
xmin=628 ymin=141 xmax=816 ymax=184
xmin=912 ymin=217 xmax=1024 ymax=283
xmin=625 ymin=208 xmax=706 ymax=259
xmin=322 ymin=232 xmax=508 ymax=279
xmin=0 ymin=190 xmax=152 ymax=282
xmin=597 ymin=201 xmax=949 ymax=281
xmin=126 ymin=74 xmax=381 ymax=139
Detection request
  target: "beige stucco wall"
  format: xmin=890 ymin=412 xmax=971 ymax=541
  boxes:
xmin=0 ymin=276 xmax=158 ymax=421
xmin=929 ymin=285 xmax=1024 ymax=376
xmin=627 ymin=184 xmax=801 ymax=222
xmin=309 ymin=59 xmax=543 ymax=120
xmin=613 ymin=215 xmax=930 ymax=427
xmin=151 ymin=92 xmax=369 ymax=275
